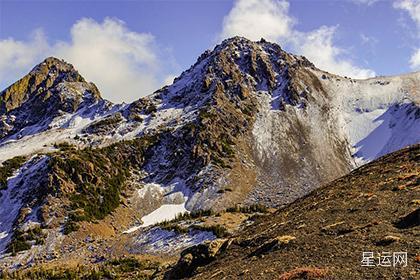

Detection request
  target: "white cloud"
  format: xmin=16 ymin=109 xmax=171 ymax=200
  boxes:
xmin=0 ymin=30 xmax=49 ymax=88
xmin=0 ymin=18 xmax=172 ymax=103
xmin=360 ymin=33 xmax=378 ymax=46
xmin=394 ymin=0 xmax=420 ymax=27
xmin=220 ymin=0 xmax=294 ymax=42
xmin=394 ymin=0 xmax=420 ymax=70
xmin=409 ymin=48 xmax=420 ymax=69
xmin=296 ymin=27 xmax=376 ymax=78
xmin=55 ymin=18 xmax=164 ymax=103
xmin=220 ymin=0 xmax=375 ymax=79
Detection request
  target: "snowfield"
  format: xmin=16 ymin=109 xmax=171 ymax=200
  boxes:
xmin=140 ymin=202 xmax=189 ymax=228
xmin=124 ymin=180 xmax=191 ymax=233
xmin=321 ymin=71 xmax=420 ymax=164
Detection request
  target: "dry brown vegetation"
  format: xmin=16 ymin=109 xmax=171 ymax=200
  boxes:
xmin=181 ymin=145 xmax=420 ymax=279
xmin=278 ymin=267 xmax=330 ymax=280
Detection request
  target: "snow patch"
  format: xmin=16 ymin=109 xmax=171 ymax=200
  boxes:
xmin=252 ymin=91 xmax=276 ymax=160
xmin=0 ymin=232 xmax=7 ymax=240
xmin=123 ymin=225 xmax=142 ymax=234
xmin=124 ymin=180 xmax=191 ymax=233
xmin=140 ymin=202 xmax=189 ymax=228
xmin=0 ymin=101 xmax=116 ymax=163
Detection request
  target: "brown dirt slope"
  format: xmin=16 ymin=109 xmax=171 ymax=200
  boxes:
xmin=172 ymin=144 xmax=419 ymax=280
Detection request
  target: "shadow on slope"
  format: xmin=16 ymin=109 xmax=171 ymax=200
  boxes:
xmin=354 ymin=103 xmax=420 ymax=162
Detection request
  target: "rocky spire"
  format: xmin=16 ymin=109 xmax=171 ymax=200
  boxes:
xmin=0 ymin=57 xmax=103 ymax=138
xmin=0 ymin=57 xmax=101 ymax=114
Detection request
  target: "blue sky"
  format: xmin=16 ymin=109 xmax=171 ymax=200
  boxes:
xmin=1 ymin=0 xmax=419 ymax=102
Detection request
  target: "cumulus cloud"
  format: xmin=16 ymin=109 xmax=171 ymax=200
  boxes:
xmin=0 ymin=18 xmax=172 ymax=103
xmin=409 ymin=48 xmax=420 ymax=69
xmin=55 ymin=18 xmax=164 ymax=103
xmin=220 ymin=0 xmax=294 ymax=42
xmin=394 ymin=0 xmax=420 ymax=27
xmin=394 ymin=0 xmax=420 ymax=70
xmin=296 ymin=27 xmax=376 ymax=78
xmin=220 ymin=0 xmax=375 ymax=79
xmin=0 ymin=29 xmax=49 ymax=88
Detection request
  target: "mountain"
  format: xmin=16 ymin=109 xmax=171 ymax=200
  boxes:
xmin=0 ymin=37 xmax=419 ymax=274
xmin=3 ymin=144 xmax=419 ymax=279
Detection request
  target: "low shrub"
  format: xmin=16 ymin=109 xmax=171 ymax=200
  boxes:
xmin=226 ymin=204 xmax=268 ymax=214
xmin=0 ymin=156 xmax=26 ymax=190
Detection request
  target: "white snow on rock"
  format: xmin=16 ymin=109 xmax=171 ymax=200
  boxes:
xmin=0 ymin=231 xmax=7 ymax=240
xmin=130 ymin=228 xmax=215 ymax=255
xmin=137 ymin=183 xmax=165 ymax=199
xmin=314 ymin=70 xmax=420 ymax=164
xmin=122 ymin=201 xmax=189 ymax=234
xmin=140 ymin=202 xmax=189 ymax=228
xmin=0 ymin=39 xmax=419 ymax=261
xmin=0 ymin=156 xmax=48 ymax=253
xmin=123 ymin=225 xmax=143 ymax=234
xmin=123 ymin=180 xmax=191 ymax=233
xmin=251 ymin=90 xmax=278 ymax=160
xmin=0 ymin=101 xmax=117 ymax=163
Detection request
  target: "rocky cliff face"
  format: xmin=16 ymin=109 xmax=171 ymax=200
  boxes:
xmin=0 ymin=37 xmax=419 ymax=269
xmin=119 ymin=36 xmax=353 ymax=211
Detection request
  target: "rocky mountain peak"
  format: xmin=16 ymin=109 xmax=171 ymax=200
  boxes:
xmin=0 ymin=57 xmax=103 ymax=139
xmin=205 ymin=36 xmax=314 ymax=76
xmin=0 ymin=36 xmax=419 ymax=275
xmin=121 ymin=38 xmax=327 ymax=213
xmin=1 ymin=57 xmax=101 ymax=113
xmin=31 ymin=56 xmax=80 ymax=77
xmin=154 ymin=37 xmax=315 ymax=113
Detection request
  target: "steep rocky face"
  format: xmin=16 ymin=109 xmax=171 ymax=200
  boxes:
xmin=0 ymin=57 xmax=103 ymax=139
xmin=132 ymin=37 xmax=356 ymax=210
xmin=134 ymin=37 xmax=419 ymax=211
